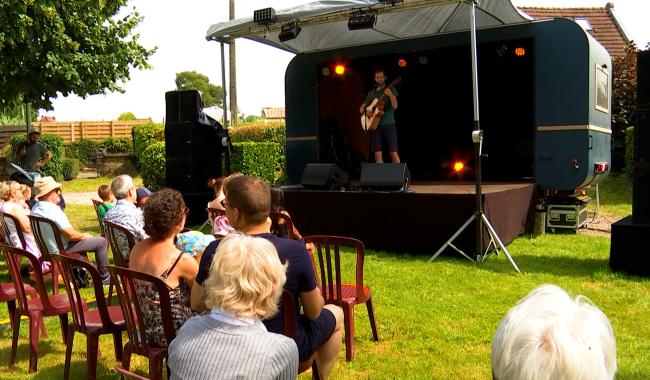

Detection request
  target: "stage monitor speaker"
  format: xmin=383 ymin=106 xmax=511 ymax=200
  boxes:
xmin=360 ymin=163 xmax=410 ymax=191
xmin=638 ymin=50 xmax=650 ymax=107
xmin=165 ymin=90 xmax=203 ymax=123
xmin=300 ymin=164 xmax=349 ymax=190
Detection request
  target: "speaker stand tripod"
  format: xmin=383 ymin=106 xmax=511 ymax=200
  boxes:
xmin=428 ymin=0 xmax=519 ymax=272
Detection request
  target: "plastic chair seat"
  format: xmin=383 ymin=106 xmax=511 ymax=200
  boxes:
xmin=26 ymin=293 xmax=71 ymax=314
xmin=83 ymin=306 xmax=125 ymax=327
xmin=0 ymin=283 xmax=36 ymax=301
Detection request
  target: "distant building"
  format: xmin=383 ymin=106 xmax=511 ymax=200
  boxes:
xmin=39 ymin=115 xmax=56 ymax=122
xmin=262 ymin=107 xmax=285 ymax=120
xmin=519 ymin=2 xmax=630 ymax=57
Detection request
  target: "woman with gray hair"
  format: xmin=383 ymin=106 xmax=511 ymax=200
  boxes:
xmin=168 ymin=233 xmax=298 ymax=380
xmin=491 ymin=284 xmax=617 ymax=380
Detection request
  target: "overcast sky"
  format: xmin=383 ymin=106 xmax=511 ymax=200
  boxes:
xmin=46 ymin=0 xmax=650 ymax=122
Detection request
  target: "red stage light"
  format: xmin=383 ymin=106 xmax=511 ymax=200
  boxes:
xmin=514 ymin=47 xmax=526 ymax=57
xmin=453 ymin=161 xmax=465 ymax=173
xmin=334 ymin=64 xmax=346 ymax=75
xmin=398 ymin=58 xmax=407 ymax=67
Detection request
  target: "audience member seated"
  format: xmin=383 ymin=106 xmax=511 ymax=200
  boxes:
xmin=175 ymin=230 xmax=215 ymax=260
xmin=491 ymin=284 xmax=617 ymax=380
xmin=129 ymin=188 xmax=198 ymax=346
xmin=270 ymin=186 xmax=315 ymax=254
xmin=104 ymin=174 xmax=148 ymax=261
xmin=0 ymin=181 xmax=48 ymax=272
xmin=31 ymin=176 xmax=110 ymax=284
xmin=207 ymin=174 xmax=241 ymax=237
xmin=206 ymin=177 xmax=225 ymax=210
xmin=169 ymin=233 xmax=298 ymax=380
xmin=192 ymin=175 xmax=343 ymax=379
xmin=96 ymin=184 xmax=115 ymax=218
xmin=19 ymin=184 xmax=31 ymax=211
xmin=135 ymin=187 xmax=152 ymax=208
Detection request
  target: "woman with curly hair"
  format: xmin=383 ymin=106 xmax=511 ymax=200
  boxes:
xmin=129 ymin=188 xmax=198 ymax=346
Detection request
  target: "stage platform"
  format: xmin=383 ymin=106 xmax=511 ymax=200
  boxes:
xmin=283 ymin=182 xmax=536 ymax=255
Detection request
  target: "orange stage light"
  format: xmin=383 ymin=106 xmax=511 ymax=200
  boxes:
xmin=334 ymin=64 xmax=346 ymax=75
xmin=398 ymin=58 xmax=407 ymax=67
xmin=514 ymin=47 xmax=526 ymax=57
xmin=453 ymin=161 xmax=465 ymax=173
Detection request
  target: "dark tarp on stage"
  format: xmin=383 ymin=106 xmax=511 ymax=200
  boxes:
xmin=283 ymin=183 xmax=536 ymax=255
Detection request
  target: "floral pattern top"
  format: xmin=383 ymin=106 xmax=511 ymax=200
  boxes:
xmin=134 ymin=252 xmax=194 ymax=347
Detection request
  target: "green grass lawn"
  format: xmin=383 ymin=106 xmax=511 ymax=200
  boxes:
xmin=0 ymin=175 xmax=646 ymax=379
xmin=61 ymin=176 xmax=143 ymax=193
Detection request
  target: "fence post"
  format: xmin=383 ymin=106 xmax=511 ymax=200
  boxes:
xmin=79 ymin=121 xmax=84 ymax=141
xmin=110 ymin=120 xmax=115 ymax=138
xmin=70 ymin=122 xmax=75 ymax=142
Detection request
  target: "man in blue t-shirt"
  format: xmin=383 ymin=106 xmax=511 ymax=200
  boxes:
xmin=192 ymin=176 xmax=343 ymax=378
xmin=359 ymin=68 xmax=401 ymax=163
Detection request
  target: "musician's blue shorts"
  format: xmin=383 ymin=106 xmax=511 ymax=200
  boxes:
xmin=371 ymin=123 xmax=398 ymax=152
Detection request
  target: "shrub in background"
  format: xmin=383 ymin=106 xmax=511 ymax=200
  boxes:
xmin=67 ymin=139 xmax=100 ymax=163
xmin=117 ymin=112 xmax=137 ymax=121
xmin=8 ymin=133 xmax=65 ymax=180
xmin=100 ymin=137 xmax=132 ymax=154
xmin=132 ymin=122 xmax=164 ymax=166
xmin=61 ymin=157 xmax=81 ymax=180
xmin=231 ymin=142 xmax=283 ymax=185
xmin=625 ymin=126 xmax=634 ymax=177
xmin=229 ymin=122 xmax=286 ymax=183
xmin=140 ymin=141 xmax=166 ymax=190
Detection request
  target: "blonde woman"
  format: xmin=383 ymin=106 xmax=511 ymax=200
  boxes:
xmin=168 ymin=233 xmax=298 ymax=380
xmin=0 ymin=181 xmax=48 ymax=271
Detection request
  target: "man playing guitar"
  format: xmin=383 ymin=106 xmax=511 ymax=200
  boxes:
xmin=359 ymin=68 xmax=400 ymax=163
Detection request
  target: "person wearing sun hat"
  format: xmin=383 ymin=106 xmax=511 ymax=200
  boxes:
xmin=8 ymin=126 xmax=53 ymax=186
xmin=135 ymin=187 xmax=153 ymax=208
xmin=31 ymin=176 xmax=111 ymax=284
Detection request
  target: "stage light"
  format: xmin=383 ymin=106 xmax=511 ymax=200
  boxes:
xmin=398 ymin=58 xmax=407 ymax=67
xmin=453 ymin=161 xmax=465 ymax=173
xmin=334 ymin=64 xmax=346 ymax=75
xmin=254 ymin=8 xmax=276 ymax=25
xmin=514 ymin=47 xmax=526 ymax=57
xmin=348 ymin=8 xmax=377 ymax=30
xmin=278 ymin=20 xmax=301 ymax=42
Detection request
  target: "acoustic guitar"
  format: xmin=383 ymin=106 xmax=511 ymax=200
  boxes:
xmin=360 ymin=76 xmax=401 ymax=132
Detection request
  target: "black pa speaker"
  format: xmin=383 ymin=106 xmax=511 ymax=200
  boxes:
xmin=300 ymin=164 xmax=349 ymax=190
xmin=165 ymin=90 xmax=204 ymax=123
xmin=638 ymin=50 xmax=650 ymax=107
xmin=360 ymin=163 xmax=410 ymax=191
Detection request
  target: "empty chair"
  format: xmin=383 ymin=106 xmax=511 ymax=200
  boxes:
xmin=303 ymin=235 xmax=380 ymax=361
xmin=108 ymin=265 xmax=176 ymax=379
xmin=2 ymin=244 xmax=73 ymax=373
xmin=51 ymin=254 xmax=126 ymax=380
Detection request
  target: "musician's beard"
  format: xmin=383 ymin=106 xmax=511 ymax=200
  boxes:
xmin=376 ymin=81 xmax=385 ymax=89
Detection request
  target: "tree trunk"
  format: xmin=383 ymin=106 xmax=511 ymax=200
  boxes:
xmin=229 ymin=0 xmax=238 ymax=128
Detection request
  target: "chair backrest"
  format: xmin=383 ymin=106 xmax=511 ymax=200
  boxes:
xmin=270 ymin=210 xmax=296 ymax=240
xmin=104 ymin=220 xmax=136 ymax=268
xmin=280 ymin=290 xmax=297 ymax=338
xmin=2 ymin=244 xmax=55 ymax=310
xmin=51 ymin=254 xmax=117 ymax=333
xmin=28 ymin=214 xmax=66 ymax=259
xmin=107 ymin=265 xmax=176 ymax=352
xmin=1 ymin=212 xmax=27 ymax=250
xmin=302 ymin=235 xmax=366 ymax=302
xmin=91 ymin=199 xmax=107 ymax=236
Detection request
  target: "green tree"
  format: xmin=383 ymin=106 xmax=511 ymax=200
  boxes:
xmin=175 ymin=71 xmax=223 ymax=107
xmin=612 ymin=42 xmax=638 ymax=171
xmin=0 ymin=99 xmax=37 ymax=125
xmin=117 ymin=112 xmax=137 ymax=121
xmin=0 ymin=1 xmax=156 ymax=110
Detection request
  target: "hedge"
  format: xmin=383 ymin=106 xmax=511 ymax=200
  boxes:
xmin=132 ymin=122 xmax=164 ymax=166
xmin=8 ymin=133 xmax=65 ymax=181
xmin=231 ymin=142 xmax=284 ymax=185
xmin=100 ymin=137 xmax=132 ymax=154
xmin=61 ymin=157 xmax=81 ymax=180
xmin=625 ymin=126 xmax=634 ymax=177
xmin=67 ymin=139 xmax=100 ymax=163
xmin=229 ymin=123 xmax=287 ymax=183
xmin=140 ymin=141 xmax=166 ymax=190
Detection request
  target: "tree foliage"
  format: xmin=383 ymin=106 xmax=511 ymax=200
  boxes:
xmin=0 ymin=1 xmax=156 ymax=110
xmin=117 ymin=111 xmax=137 ymax=120
xmin=611 ymin=42 xmax=638 ymax=170
xmin=175 ymin=71 xmax=223 ymax=107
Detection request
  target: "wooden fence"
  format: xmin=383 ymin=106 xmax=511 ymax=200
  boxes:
xmin=0 ymin=119 xmax=152 ymax=148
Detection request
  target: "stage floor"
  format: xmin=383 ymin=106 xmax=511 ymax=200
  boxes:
xmin=283 ymin=182 xmax=536 ymax=255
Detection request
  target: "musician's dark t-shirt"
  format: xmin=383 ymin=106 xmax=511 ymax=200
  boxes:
xmin=364 ymin=85 xmax=399 ymax=125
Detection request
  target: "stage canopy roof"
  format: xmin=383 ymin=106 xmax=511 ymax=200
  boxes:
xmin=205 ymin=0 xmax=532 ymax=54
